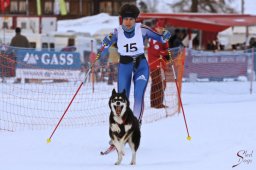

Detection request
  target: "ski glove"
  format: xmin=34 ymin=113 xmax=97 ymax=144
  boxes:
xmin=103 ymin=35 xmax=112 ymax=46
xmin=162 ymin=30 xmax=171 ymax=41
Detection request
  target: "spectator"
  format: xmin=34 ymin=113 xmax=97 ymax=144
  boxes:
xmin=173 ymin=29 xmax=184 ymax=47
xmin=207 ymin=39 xmax=219 ymax=51
xmin=249 ymin=37 xmax=256 ymax=49
xmin=169 ymin=29 xmax=179 ymax=47
xmin=169 ymin=28 xmax=184 ymax=48
xmin=10 ymin=27 xmax=29 ymax=48
xmin=212 ymin=40 xmax=218 ymax=52
xmin=107 ymin=44 xmax=119 ymax=85
xmin=148 ymin=23 xmax=169 ymax=108
xmin=193 ymin=35 xmax=200 ymax=50
xmin=10 ymin=27 xmax=30 ymax=83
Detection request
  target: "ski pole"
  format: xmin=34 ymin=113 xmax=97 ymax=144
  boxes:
xmin=47 ymin=34 xmax=112 ymax=143
xmin=167 ymin=47 xmax=191 ymax=141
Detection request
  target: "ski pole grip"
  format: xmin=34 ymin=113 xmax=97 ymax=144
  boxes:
xmin=96 ymin=33 xmax=113 ymax=60
xmin=165 ymin=35 xmax=173 ymax=64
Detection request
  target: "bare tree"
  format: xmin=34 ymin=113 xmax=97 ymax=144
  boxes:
xmin=138 ymin=1 xmax=148 ymax=13
xmin=171 ymin=0 xmax=237 ymax=13
xmin=138 ymin=0 xmax=158 ymax=13
xmin=191 ymin=0 xmax=199 ymax=12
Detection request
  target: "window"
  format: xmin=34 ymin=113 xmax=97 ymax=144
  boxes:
xmin=65 ymin=1 xmax=70 ymax=14
xmin=44 ymin=1 xmax=53 ymax=14
xmin=21 ymin=22 xmax=27 ymax=29
xmin=3 ymin=22 xmax=9 ymax=29
xmin=10 ymin=1 xmax=18 ymax=13
xmin=19 ymin=1 xmax=26 ymax=13
xmin=42 ymin=42 xmax=48 ymax=49
xmin=113 ymin=2 xmax=119 ymax=15
xmin=30 ymin=42 xmax=36 ymax=49
xmin=106 ymin=2 xmax=112 ymax=13
xmin=69 ymin=0 xmax=79 ymax=15
xmin=99 ymin=2 xmax=112 ymax=14
xmin=50 ymin=43 xmax=55 ymax=51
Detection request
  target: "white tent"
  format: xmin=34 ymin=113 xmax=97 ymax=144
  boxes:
xmin=218 ymin=26 xmax=256 ymax=49
xmin=57 ymin=13 xmax=119 ymax=36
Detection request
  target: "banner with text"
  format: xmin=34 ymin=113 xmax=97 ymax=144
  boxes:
xmin=16 ymin=50 xmax=81 ymax=80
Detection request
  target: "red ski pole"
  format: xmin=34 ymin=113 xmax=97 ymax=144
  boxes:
xmin=168 ymin=47 xmax=191 ymax=141
xmin=47 ymin=34 xmax=112 ymax=143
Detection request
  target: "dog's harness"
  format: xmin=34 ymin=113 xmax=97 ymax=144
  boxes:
xmin=119 ymin=115 xmax=127 ymax=125
xmin=115 ymin=124 xmax=126 ymax=138
xmin=114 ymin=116 xmax=127 ymax=139
xmin=119 ymin=54 xmax=146 ymax=69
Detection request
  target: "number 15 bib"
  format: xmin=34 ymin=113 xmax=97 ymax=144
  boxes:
xmin=117 ymin=23 xmax=144 ymax=56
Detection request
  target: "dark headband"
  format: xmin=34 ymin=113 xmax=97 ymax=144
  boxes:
xmin=121 ymin=12 xmax=137 ymax=19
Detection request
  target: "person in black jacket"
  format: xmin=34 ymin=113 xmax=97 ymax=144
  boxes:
xmin=10 ymin=27 xmax=29 ymax=48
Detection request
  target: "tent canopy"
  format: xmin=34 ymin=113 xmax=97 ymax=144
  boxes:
xmin=138 ymin=13 xmax=256 ymax=32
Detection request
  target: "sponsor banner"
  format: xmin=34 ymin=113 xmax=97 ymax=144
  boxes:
xmin=16 ymin=68 xmax=80 ymax=80
xmin=184 ymin=50 xmax=249 ymax=79
xmin=16 ymin=50 xmax=81 ymax=80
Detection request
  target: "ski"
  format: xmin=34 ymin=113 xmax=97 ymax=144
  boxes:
xmin=100 ymin=145 xmax=116 ymax=155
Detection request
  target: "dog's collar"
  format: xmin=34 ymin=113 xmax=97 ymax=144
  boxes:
xmin=122 ymin=116 xmax=127 ymax=124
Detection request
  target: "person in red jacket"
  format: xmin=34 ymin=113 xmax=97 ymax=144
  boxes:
xmin=147 ymin=23 xmax=170 ymax=108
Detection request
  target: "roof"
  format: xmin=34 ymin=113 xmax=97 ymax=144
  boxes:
xmin=137 ymin=13 xmax=256 ymax=32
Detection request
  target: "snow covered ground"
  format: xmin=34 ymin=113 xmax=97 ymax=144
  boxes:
xmin=1 ymin=81 xmax=255 ymax=170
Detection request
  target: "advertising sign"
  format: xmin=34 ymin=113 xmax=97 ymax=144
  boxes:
xmin=16 ymin=50 xmax=81 ymax=80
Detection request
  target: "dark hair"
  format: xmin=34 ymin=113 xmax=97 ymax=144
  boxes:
xmin=15 ymin=27 xmax=21 ymax=34
xmin=119 ymin=4 xmax=140 ymax=19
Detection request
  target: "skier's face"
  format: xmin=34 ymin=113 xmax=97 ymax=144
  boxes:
xmin=122 ymin=17 xmax=136 ymax=30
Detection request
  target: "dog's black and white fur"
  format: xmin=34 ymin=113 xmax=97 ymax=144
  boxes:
xmin=109 ymin=89 xmax=141 ymax=165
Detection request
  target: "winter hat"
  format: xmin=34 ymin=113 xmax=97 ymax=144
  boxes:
xmin=119 ymin=4 xmax=140 ymax=19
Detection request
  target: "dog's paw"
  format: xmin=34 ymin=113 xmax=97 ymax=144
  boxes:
xmin=115 ymin=162 xmax=120 ymax=165
xmin=115 ymin=161 xmax=121 ymax=165
xmin=111 ymin=123 xmax=121 ymax=133
xmin=130 ymin=161 xmax=136 ymax=165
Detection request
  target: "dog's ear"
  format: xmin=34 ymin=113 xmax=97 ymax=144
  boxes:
xmin=112 ymin=89 xmax=117 ymax=95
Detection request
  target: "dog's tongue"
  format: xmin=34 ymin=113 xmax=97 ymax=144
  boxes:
xmin=116 ymin=106 xmax=122 ymax=115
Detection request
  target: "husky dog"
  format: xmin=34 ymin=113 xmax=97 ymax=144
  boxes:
xmin=109 ymin=89 xmax=141 ymax=165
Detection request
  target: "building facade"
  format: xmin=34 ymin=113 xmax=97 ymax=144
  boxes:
xmin=1 ymin=0 xmax=136 ymax=19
